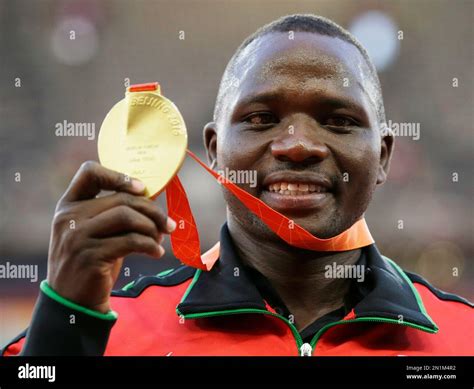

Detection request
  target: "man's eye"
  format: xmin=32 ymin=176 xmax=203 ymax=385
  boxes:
xmin=325 ymin=116 xmax=357 ymax=127
xmin=243 ymin=113 xmax=277 ymax=125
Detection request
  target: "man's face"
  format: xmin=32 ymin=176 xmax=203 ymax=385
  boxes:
xmin=205 ymin=32 xmax=393 ymax=240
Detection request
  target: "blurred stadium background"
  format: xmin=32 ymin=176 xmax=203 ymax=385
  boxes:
xmin=1 ymin=0 xmax=472 ymax=345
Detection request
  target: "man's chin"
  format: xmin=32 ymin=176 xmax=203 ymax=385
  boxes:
xmin=225 ymin=191 xmax=346 ymax=239
xmin=288 ymin=215 xmax=344 ymax=239
xmin=254 ymin=191 xmax=343 ymax=237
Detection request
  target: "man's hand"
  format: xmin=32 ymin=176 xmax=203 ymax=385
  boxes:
xmin=46 ymin=161 xmax=176 ymax=314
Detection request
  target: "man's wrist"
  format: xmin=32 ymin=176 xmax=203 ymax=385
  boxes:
xmin=40 ymin=280 xmax=118 ymax=321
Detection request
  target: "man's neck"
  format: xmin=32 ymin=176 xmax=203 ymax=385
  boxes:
xmin=227 ymin=217 xmax=361 ymax=331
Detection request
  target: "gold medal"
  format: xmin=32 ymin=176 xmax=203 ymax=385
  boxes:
xmin=98 ymin=82 xmax=187 ymax=198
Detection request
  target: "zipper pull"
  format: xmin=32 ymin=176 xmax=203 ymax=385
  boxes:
xmin=300 ymin=343 xmax=313 ymax=356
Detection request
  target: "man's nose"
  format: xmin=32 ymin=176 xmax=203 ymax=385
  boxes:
xmin=270 ymin=124 xmax=329 ymax=164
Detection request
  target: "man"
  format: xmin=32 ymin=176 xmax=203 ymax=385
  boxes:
xmin=2 ymin=14 xmax=472 ymax=356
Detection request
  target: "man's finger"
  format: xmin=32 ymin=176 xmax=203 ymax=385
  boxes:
xmin=86 ymin=206 xmax=162 ymax=240
xmin=95 ymin=233 xmax=165 ymax=261
xmin=61 ymin=161 xmax=145 ymax=202
xmin=80 ymin=192 xmax=176 ymax=233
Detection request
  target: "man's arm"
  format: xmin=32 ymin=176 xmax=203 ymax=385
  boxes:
xmin=3 ymin=283 xmax=115 ymax=356
xmin=2 ymin=161 xmax=175 ymax=356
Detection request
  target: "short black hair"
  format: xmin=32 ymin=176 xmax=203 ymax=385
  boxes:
xmin=214 ymin=14 xmax=386 ymax=125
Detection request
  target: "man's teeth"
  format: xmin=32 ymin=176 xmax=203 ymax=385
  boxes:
xmin=267 ymin=182 xmax=327 ymax=195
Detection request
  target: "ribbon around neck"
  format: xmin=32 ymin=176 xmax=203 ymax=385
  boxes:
xmin=165 ymin=149 xmax=374 ymax=271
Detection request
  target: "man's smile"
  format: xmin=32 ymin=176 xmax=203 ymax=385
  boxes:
xmin=260 ymin=170 xmax=334 ymax=212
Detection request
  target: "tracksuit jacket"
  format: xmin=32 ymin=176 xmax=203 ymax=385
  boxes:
xmin=2 ymin=223 xmax=473 ymax=356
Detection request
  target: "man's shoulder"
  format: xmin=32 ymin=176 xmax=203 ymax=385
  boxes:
xmin=104 ymin=266 xmax=197 ymax=351
xmin=405 ymin=271 xmax=473 ymax=352
xmin=403 ymin=269 xmax=473 ymax=336
xmin=111 ymin=265 xmax=196 ymax=300
xmin=405 ymin=270 xmax=473 ymax=310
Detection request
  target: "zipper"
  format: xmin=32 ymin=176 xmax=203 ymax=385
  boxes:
xmin=179 ymin=308 xmax=436 ymax=356
xmin=177 ymin=307 xmax=305 ymax=355
xmin=309 ymin=316 xmax=438 ymax=355
xmin=299 ymin=343 xmax=313 ymax=356
xmin=305 ymin=257 xmax=439 ymax=355
xmin=178 ymin=270 xmax=306 ymax=355
xmin=178 ymin=266 xmax=437 ymax=357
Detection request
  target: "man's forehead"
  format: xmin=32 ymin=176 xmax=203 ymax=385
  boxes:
xmin=259 ymin=51 xmax=346 ymax=82
xmin=224 ymin=32 xmax=378 ymax=119
xmin=234 ymin=32 xmax=368 ymax=86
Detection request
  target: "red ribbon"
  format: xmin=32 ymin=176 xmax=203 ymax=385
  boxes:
xmin=165 ymin=149 xmax=374 ymax=270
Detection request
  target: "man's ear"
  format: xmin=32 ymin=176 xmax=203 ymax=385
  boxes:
xmin=203 ymin=121 xmax=218 ymax=169
xmin=377 ymin=127 xmax=395 ymax=185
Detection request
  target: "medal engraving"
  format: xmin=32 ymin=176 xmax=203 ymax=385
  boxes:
xmin=98 ymin=84 xmax=187 ymax=198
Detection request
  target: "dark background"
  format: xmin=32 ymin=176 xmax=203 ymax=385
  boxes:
xmin=1 ymin=0 xmax=472 ymax=345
